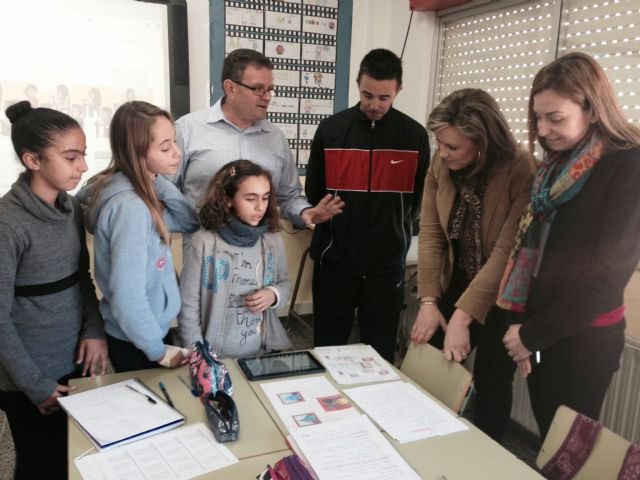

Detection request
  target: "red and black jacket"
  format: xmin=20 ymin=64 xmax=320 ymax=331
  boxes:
xmin=305 ymin=104 xmax=430 ymax=277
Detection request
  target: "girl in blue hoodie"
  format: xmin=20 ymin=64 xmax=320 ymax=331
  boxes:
xmin=79 ymin=101 xmax=199 ymax=372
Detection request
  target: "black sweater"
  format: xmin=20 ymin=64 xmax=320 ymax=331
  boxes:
xmin=305 ymin=104 xmax=430 ymax=277
xmin=520 ymin=147 xmax=640 ymax=351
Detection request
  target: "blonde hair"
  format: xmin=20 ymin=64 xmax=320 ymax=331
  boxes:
xmin=86 ymin=101 xmax=173 ymax=244
xmin=428 ymin=88 xmax=519 ymax=176
xmin=528 ymin=52 xmax=640 ymax=152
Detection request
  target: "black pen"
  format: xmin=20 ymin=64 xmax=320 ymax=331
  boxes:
xmin=126 ymin=384 xmax=157 ymax=404
xmin=158 ymin=381 xmax=174 ymax=408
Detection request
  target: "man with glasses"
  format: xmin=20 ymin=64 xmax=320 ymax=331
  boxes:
xmin=173 ymin=49 xmax=343 ymax=229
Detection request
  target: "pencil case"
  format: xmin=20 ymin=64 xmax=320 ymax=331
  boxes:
xmin=205 ymin=390 xmax=239 ymax=443
xmin=257 ymin=454 xmax=316 ymax=479
xmin=189 ymin=340 xmax=233 ymax=401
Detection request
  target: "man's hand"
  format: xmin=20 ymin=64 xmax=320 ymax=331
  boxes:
xmin=301 ymin=194 xmax=345 ymax=227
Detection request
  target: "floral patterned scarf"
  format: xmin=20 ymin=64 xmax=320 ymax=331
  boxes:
xmin=497 ymin=134 xmax=605 ymax=312
xmin=448 ymin=169 xmax=489 ymax=280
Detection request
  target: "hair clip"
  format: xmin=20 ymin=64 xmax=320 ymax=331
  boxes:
xmin=229 ymin=167 xmax=236 ymax=177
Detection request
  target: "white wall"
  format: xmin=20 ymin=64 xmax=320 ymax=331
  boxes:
xmin=349 ymin=0 xmax=438 ymax=126
xmin=185 ymin=0 xmax=211 ymax=111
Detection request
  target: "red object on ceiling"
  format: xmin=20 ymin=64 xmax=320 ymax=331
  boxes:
xmin=410 ymin=0 xmax=472 ymax=11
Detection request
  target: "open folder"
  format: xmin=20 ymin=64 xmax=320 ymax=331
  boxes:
xmin=58 ymin=378 xmax=185 ymax=450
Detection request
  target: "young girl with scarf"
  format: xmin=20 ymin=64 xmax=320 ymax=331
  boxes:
xmin=178 ymin=160 xmax=291 ymax=358
xmin=499 ymin=53 xmax=640 ymax=439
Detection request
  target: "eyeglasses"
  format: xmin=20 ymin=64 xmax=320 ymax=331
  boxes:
xmin=231 ymin=80 xmax=276 ymax=97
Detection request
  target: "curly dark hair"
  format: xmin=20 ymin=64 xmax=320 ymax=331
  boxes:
xmin=199 ymin=160 xmax=281 ymax=232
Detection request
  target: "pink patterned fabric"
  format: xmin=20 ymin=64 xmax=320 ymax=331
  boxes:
xmin=541 ymin=413 xmax=602 ymax=480
xmin=618 ymin=444 xmax=640 ymax=480
xmin=188 ymin=340 xmax=233 ymax=403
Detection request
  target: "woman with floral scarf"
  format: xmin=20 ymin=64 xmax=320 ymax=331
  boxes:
xmin=499 ymin=52 xmax=640 ymax=439
xmin=412 ymin=89 xmax=535 ymax=442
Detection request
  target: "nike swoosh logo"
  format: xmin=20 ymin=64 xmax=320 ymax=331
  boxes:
xmin=390 ymin=159 xmax=405 ymax=164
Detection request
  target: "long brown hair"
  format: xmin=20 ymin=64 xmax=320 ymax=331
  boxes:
xmin=199 ymin=160 xmax=281 ymax=232
xmin=528 ymin=52 xmax=640 ymax=153
xmin=428 ymin=88 xmax=520 ymax=176
xmin=86 ymin=101 xmax=173 ymax=244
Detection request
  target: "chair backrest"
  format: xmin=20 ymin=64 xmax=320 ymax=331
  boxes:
xmin=400 ymin=342 xmax=473 ymax=414
xmin=537 ymin=405 xmax=632 ymax=480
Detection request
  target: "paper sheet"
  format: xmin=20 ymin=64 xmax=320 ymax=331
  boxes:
xmin=313 ymin=345 xmax=400 ymax=385
xmin=74 ymin=423 xmax=238 ymax=480
xmin=260 ymin=376 xmax=358 ymax=430
xmin=344 ymin=381 xmax=468 ymax=442
xmin=289 ymin=415 xmax=420 ymax=480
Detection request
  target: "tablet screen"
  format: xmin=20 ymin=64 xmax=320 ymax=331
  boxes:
xmin=238 ymin=351 xmax=325 ymax=381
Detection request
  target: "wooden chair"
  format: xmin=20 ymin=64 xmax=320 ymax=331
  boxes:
xmin=400 ymin=342 xmax=473 ymax=414
xmin=287 ymin=246 xmax=313 ymax=332
xmin=537 ymin=405 xmax=633 ymax=480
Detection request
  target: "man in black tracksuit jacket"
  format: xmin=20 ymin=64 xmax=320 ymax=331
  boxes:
xmin=305 ymin=49 xmax=430 ymax=362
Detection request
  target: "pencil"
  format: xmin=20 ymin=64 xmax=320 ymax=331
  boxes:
xmin=126 ymin=384 xmax=157 ymax=404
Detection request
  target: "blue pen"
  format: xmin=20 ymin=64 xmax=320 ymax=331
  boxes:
xmin=159 ymin=381 xmax=174 ymax=408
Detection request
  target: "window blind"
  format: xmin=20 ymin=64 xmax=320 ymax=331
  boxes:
xmin=436 ymin=1 xmax=558 ymax=145
xmin=560 ymin=0 xmax=640 ymax=125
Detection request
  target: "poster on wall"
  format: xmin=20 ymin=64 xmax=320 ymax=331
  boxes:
xmin=220 ymin=0 xmax=351 ymax=172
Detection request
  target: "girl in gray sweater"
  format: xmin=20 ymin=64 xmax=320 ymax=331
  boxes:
xmin=0 ymin=101 xmax=107 ymax=479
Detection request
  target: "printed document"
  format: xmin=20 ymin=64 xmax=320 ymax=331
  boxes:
xmin=289 ymin=415 xmax=420 ymax=480
xmin=260 ymin=376 xmax=358 ymax=430
xmin=343 ymin=381 xmax=468 ymax=442
xmin=74 ymin=422 xmax=238 ymax=480
xmin=313 ymin=345 xmax=400 ymax=384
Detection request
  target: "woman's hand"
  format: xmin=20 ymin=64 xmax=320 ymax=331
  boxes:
xmin=76 ymin=338 xmax=109 ymax=377
xmin=37 ymin=384 xmax=76 ymax=415
xmin=245 ymin=288 xmax=276 ymax=314
xmin=503 ymin=324 xmax=532 ymax=361
xmin=443 ymin=309 xmax=473 ymax=362
xmin=516 ymin=357 xmax=532 ymax=378
xmin=410 ymin=302 xmax=447 ymax=344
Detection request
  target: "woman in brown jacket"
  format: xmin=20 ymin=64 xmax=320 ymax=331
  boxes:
xmin=411 ymin=89 xmax=535 ymax=441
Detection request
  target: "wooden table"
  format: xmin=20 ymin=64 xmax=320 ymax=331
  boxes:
xmin=68 ymin=355 xmax=544 ymax=479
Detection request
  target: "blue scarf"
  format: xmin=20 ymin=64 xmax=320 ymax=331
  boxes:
xmin=218 ymin=217 xmax=269 ymax=247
